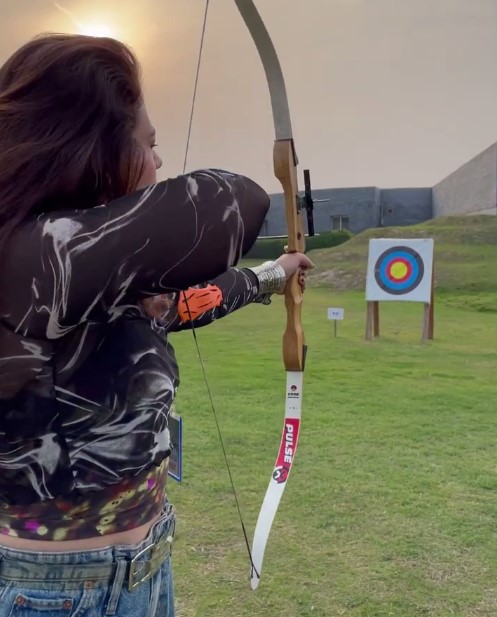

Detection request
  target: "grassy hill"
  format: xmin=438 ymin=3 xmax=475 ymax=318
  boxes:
xmin=307 ymin=215 xmax=497 ymax=312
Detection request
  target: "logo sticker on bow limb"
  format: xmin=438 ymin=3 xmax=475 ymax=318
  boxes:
xmin=272 ymin=465 xmax=290 ymax=484
xmin=273 ymin=418 xmax=300 ymax=484
xmin=287 ymin=384 xmax=300 ymax=399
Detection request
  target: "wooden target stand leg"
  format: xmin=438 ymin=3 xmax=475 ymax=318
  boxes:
xmin=365 ymin=293 xmax=434 ymax=343
xmin=365 ymin=301 xmax=380 ymax=340
xmin=421 ymin=268 xmax=435 ymax=342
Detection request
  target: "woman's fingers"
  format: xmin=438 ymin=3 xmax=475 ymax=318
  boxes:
xmin=275 ymin=252 xmax=316 ymax=279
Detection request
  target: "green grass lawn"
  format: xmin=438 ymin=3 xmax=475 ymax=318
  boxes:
xmin=168 ymin=287 xmax=497 ymax=616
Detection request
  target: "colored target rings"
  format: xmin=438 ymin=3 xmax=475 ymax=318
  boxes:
xmin=374 ymin=246 xmax=424 ymax=295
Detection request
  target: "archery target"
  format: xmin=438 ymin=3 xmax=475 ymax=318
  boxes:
xmin=366 ymin=238 xmax=434 ymax=302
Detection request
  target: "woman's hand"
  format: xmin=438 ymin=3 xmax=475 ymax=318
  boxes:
xmin=275 ymin=252 xmax=315 ymax=291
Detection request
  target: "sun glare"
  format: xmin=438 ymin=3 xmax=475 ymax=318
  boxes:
xmin=79 ymin=23 xmax=115 ymax=38
xmin=54 ymin=3 xmax=118 ymax=39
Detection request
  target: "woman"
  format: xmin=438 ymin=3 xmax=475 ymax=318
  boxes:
xmin=0 ymin=34 xmax=313 ymax=616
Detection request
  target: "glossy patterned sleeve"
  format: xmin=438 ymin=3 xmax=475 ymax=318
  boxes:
xmin=0 ymin=170 xmax=269 ymax=339
xmin=173 ymin=267 xmax=261 ymax=330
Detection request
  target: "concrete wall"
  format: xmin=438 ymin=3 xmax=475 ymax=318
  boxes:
xmin=380 ymin=188 xmax=433 ymax=227
xmin=265 ymin=187 xmax=380 ymax=236
xmin=433 ymin=143 xmax=497 ymax=217
xmin=265 ymin=186 xmax=432 ymax=236
xmin=261 ymin=142 xmax=497 ymax=238
xmin=312 ymin=187 xmax=380 ymax=234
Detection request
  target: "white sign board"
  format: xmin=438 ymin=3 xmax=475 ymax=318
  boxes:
xmin=365 ymin=238 xmax=434 ymax=303
xmin=327 ymin=308 xmax=344 ymax=320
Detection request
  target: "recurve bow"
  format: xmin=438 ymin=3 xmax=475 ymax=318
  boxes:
xmin=233 ymin=0 xmax=313 ymax=590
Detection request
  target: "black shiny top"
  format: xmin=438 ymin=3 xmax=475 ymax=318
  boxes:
xmin=0 ymin=169 xmax=269 ymax=508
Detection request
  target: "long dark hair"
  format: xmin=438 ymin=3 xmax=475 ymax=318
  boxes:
xmin=0 ymin=33 xmax=144 ymax=249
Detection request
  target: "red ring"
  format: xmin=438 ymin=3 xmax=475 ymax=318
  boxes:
xmin=385 ymin=257 xmax=412 ymax=283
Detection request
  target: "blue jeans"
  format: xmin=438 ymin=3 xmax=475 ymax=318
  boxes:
xmin=0 ymin=502 xmax=175 ymax=617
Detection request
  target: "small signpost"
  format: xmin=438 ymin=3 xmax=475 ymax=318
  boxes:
xmin=327 ymin=307 xmax=344 ymax=337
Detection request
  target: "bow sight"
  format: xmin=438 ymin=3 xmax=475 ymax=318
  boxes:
xmin=298 ymin=169 xmax=330 ymax=237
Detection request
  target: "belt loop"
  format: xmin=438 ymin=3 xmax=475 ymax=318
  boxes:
xmin=105 ymin=559 xmax=127 ymax=616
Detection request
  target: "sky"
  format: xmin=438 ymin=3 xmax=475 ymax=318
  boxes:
xmin=1 ymin=0 xmax=497 ymax=193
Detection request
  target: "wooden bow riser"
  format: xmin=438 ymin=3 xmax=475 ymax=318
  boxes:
xmin=273 ymin=138 xmax=306 ymax=372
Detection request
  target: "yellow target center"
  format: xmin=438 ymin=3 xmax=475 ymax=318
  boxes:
xmin=390 ymin=261 xmax=408 ymax=280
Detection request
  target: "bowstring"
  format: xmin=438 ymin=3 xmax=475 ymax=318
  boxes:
xmin=182 ymin=0 xmax=210 ymax=174
xmin=180 ymin=1 xmax=259 ymax=579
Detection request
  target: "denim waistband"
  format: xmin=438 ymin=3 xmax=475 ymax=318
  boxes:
xmin=0 ymin=502 xmax=175 ymax=592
